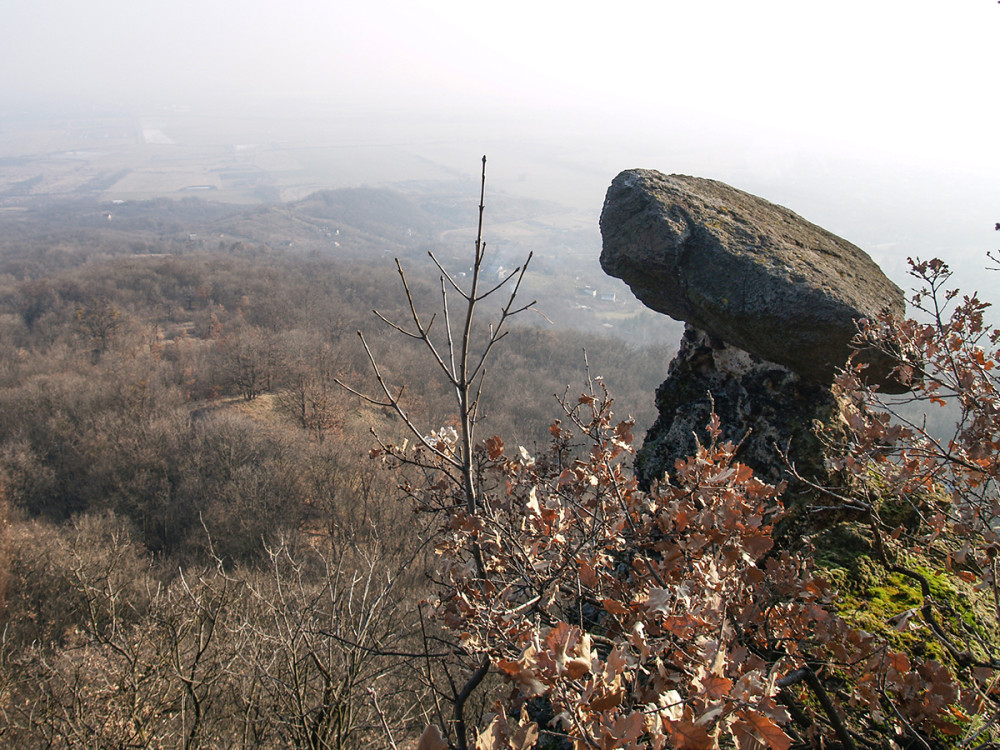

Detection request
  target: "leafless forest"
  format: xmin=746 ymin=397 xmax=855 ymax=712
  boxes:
xmin=0 ymin=190 xmax=672 ymax=747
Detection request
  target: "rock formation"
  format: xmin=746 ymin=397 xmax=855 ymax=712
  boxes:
xmin=600 ymin=170 xmax=905 ymax=390
xmin=634 ymin=325 xmax=843 ymax=492
xmin=600 ymin=170 xmax=906 ymax=492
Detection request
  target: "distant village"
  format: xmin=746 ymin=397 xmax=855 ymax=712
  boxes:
xmin=575 ymin=284 xmax=616 ymax=304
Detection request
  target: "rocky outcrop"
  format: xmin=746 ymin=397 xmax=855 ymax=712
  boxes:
xmin=634 ymin=326 xmax=842 ymax=492
xmin=600 ymin=170 xmax=906 ymax=493
xmin=600 ymin=170 xmax=905 ymax=390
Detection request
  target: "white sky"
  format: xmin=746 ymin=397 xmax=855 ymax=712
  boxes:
xmin=1 ymin=0 xmax=997 ymax=295
xmin=3 ymin=0 xmax=995 ymax=169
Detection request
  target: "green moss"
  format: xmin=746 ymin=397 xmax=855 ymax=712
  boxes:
xmin=808 ymin=519 xmax=999 ymax=668
xmin=912 ymin=562 xmax=997 ymax=657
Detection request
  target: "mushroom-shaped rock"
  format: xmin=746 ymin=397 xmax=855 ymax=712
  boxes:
xmin=600 ymin=170 xmax=906 ymax=390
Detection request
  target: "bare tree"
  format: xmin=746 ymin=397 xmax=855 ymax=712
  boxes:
xmin=336 ymin=156 xmax=536 ymax=749
xmin=226 ymin=533 xmax=424 ymax=750
xmin=1 ymin=513 xmax=428 ymax=750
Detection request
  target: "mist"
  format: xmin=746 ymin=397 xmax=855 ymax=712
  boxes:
xmin=2 ymin=0 xmax=998 ymax=303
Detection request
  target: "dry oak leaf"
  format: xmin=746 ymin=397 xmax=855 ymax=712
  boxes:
xmin=646 ymin=587 xmax=671 ymax=615
xmin=546 ymin=622 xmax=593 ymax=679
xmin=485 ymin=435 xmax=505 ymax=460
xmin=474 ymin=712 xmax=539 ymax=750
xmin=602 ymin=598 xmax=630 ymax=616
xmin=664 ymin=718 xmax=716 ymax=750
xmin=589 ymin=686 xmax=626 ymax=712
xmin=597 ymin=711 xmax=646 ymax=750
xmin=694 ymin=673 xmax=734 ymax=701
xmin=733 ymin=711 xmax=792 ymax=750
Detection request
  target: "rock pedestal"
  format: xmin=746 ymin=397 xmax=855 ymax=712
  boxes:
xmin=600 ymin=170 xmax=905 ymax=492
xmin=636 ymin=326 xmax=841 ymax=491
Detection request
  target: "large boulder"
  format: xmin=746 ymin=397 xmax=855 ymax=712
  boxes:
xmin=600 ymin=170 xmax=906 ymax=390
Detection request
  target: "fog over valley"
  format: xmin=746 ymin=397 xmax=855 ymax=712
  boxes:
xmin=2 ymin=0 xmax=997 ymax=306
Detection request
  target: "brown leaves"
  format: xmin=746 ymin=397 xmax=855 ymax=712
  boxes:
xmin=430 ymin=401 xmax=843 ymax=746
xmin=486 ymin=435 xmax=505 ymax=461
xmin=663 ymin=718 xmax=716 ymax=750
xmin=824 ymin=256 xmax=1000 ymax=744
xmin=601 ymin=598 xmax=630 ymax=616
xmin=422 ymin=361 xmax=996 ymax=749
xmin=546 ymin=623 xmax=593 ymax=680
xmin=474 ymin=710 xmax=539 ymax=750
xmin=594 ymin=712 xmax=646 ymax=749
xmin=694 ymin=673 xmax=733 ymax=701
xmin=732 ymin=712 xmax=792 ymax=750
xmin=417 ymin=724 xmax=450 ymax=750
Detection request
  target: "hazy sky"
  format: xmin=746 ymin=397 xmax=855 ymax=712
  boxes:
xmin=3 ymin=0 xmax=995 ymax=168
xmin=2 ymin=0 xmax=997 ymax=295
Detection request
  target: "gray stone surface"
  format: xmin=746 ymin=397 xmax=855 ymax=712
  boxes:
xmin=635 ymin=325 xmax=842 ymax=494
xmin=600 ymin=170 xmax=906 ymax=389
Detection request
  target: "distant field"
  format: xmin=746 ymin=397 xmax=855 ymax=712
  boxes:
xmin=0 ymin=112 xmax=473 ymax=204
xmin=0 ymin=107 xmax=687 ymax=348
xmin=0 ymin=108 xmax=615 ymax=210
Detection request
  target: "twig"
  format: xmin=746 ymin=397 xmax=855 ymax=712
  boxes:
xmin=803 ymin=667 xmax=859 ymax=750
xmin=367 ymin=688 xmax=399 ymax=750
xmin=779 ymin=665 xmax=859 ymax=750
xmin=453 ymin=655 xmax=491 ymax=750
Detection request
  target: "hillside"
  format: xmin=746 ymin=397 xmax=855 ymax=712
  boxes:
xmin=0 ymin=186 xmax=681 ymax=347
